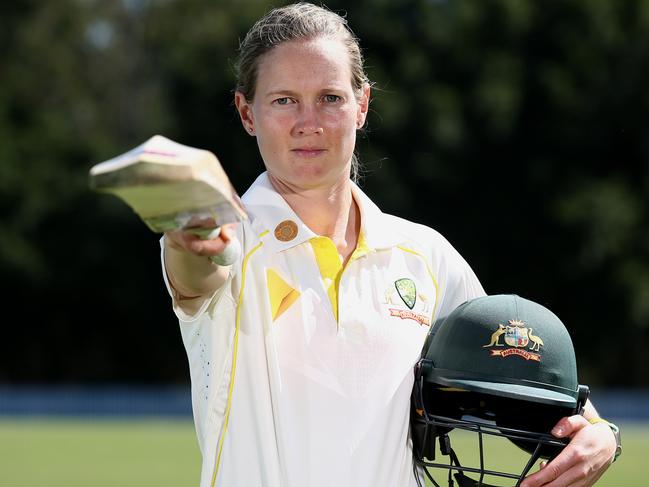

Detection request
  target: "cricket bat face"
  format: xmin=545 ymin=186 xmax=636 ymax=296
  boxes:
xmin=89 ymin=135 xmax=247 ymax=233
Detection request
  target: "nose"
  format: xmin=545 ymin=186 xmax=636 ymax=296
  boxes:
xmin=292 ymin=103 xmax=323 ymax=136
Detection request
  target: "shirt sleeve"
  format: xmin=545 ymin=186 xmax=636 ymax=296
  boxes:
xmin=433 ymin=239 xmax=486 ymax=324
xmin=159 ymin=236 xmax=230 ymax=322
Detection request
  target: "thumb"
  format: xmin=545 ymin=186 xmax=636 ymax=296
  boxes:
xmin=220 ymin=223 xmax=237 ymax=243
xmin=551 ymin=415 xmax=589 ymax=439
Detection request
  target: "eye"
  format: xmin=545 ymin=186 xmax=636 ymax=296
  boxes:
xmin=323 ymin=94 xmax=342 ymax=103
xmin=273 ymin=97 xmax=293 ymax=106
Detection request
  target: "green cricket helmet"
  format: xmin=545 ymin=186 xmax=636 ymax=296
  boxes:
xmin=411 ymin=295 xmax=589 ymax=487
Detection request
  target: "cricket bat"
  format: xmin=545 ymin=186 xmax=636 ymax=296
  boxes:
xmin=89 ymin=135 xmax=247 ymax=265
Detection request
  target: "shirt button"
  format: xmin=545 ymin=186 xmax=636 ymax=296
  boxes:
xmin=274 ymin=220 xmax=298 ymax=242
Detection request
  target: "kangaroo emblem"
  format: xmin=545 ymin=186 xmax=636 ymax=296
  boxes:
xmin=417 ymin=292 xmax=431 ymax=313
xmin=483 ymin=324 xmax=506 ymax=347
xmin=528 ymin=328 xmax=544 ymax=352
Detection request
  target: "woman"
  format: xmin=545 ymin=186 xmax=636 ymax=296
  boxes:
xmin=162 ymin=3 xmax=617 ymax=486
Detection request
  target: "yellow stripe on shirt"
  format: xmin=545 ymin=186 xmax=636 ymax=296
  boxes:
xmin=310 ymin=236 xmax=343 ymax=321
xmin=211 ymin=231 xmax=267 ymax=487
xmin=267 ymin=269 xmax=300 ymax=321
xmin=310 ymin=232 xmax=371 ymax=322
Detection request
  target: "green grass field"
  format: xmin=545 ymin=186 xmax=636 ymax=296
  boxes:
xmin=0 ymin=419 xmax=644 ymax=486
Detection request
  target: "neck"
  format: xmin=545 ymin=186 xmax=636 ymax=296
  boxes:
xmin=268 ymin=173 xmax=360 ymax=263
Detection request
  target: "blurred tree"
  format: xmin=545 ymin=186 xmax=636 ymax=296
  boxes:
xmin=1 ymin=0 xmax=647 ymax=387
xmin=340 ymin=0 xmax=649 ymax=386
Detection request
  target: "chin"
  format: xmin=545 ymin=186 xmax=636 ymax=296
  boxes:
xmin=265 ymin=155 xmax=352 ymax=189
xmin=271 ymin=169 xmax=347 ymax=192
xmin=299 ymin=165 xmax=352 ymax=188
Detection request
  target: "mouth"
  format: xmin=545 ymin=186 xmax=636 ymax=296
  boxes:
xmin=291 ymin=148 xmax=326 ymax=158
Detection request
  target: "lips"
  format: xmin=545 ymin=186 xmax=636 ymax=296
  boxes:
xmin=291 ymin=147 xmax=326 ymax=157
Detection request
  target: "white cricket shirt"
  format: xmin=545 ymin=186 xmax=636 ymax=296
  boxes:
xmin=161 ymin=172 xmax=485 ymax=487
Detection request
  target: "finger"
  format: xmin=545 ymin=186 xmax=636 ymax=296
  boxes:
xmin=219 ymin=223 xmax=237 ymax=244
xmin=188 ymin=237 xmax=230 ymax=257
xmin=209 ymin=238 xmax=240 ymax=266
xmin=524 ymin=416 xmax=616 ymax=487
xmin=551 ymin=415 xmax=589 ymax=439
xmin=171 ymin=230 xmax=227 ymax=257
xmin=188 ymin=222 xmax=238 ymax=242
xmin=165 ymin=223 xmax=238 ymax=258
xmin=520 ymin=447 xmax=581 ymax=487
xmin=185 ymin=215 xmax=218 ymax=228
xmin=188 ymin=227 xmax=221 ymax=240
xmin=529 ymin=459 xmax=605 ymax=487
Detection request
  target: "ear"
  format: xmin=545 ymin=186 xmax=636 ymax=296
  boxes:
xmin=235 ymin=91 xmax=255 ymax=136
xmin=356 ymin=83 xmax=371 ymax=129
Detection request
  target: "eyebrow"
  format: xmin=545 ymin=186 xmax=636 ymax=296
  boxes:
xmin=263 ymin=87 xmax=347 ymax=98
xmin=264 ymin=90 xmax=297 ymax=98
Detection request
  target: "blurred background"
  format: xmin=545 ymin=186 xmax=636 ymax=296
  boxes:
xmin=1 ymin=0 xmax=647 ymax=485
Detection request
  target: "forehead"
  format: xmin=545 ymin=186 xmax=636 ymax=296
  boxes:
xmin=255 ymin=37 xmax=353 ymax=91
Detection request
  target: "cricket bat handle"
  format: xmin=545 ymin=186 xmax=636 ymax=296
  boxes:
xmin=189 ymin=227 xmax=241 ymax=266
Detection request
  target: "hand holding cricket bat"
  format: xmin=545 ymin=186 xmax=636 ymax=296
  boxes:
xmin=89 ymin=135 xmax=247 ymax=266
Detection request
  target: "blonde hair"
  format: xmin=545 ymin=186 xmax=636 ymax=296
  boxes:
xmin=235 ymin=2 xmax=370 ymax=181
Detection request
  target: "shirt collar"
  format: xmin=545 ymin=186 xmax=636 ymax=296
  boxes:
xmin=242 ymin=171 xmax=407 ymax=253
xmin=349 ymin=178 xmax=409 ymax=250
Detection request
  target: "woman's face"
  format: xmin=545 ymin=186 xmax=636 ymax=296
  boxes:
xmin=235 ymin=37 xmax=370 ymax=191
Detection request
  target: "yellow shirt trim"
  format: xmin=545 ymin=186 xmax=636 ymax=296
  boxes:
xmin=396 ymin=245 xmax=440 ymax=320
xmin=309 ymin=232 xmax=371 ymax=322
xmin=351 ymin=231 xmax=371 ymax=259
xmin=267 ymin=269 xmax=301 ymax=321
xmin=310 ymin=237 xmax=343 ymax=321
xmin=212 ymin=231 xmax=267 ymax=487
